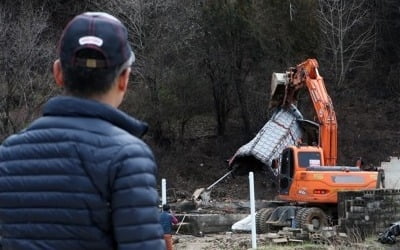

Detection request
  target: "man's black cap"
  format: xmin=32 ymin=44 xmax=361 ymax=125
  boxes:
xmin=58 ymin=12 xmax=135 ymax=68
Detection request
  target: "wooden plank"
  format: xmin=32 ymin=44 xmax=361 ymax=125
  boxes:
xmin=265 ymin=233 xmax=280 ymax=239
xmin=288 ymin=239 xmax=304 ymax=243
xmin=272 ymin=238 xmax=288 ymax=243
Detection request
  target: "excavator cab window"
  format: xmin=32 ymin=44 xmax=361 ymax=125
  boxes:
xmin=298 ymin=152 xmax=321 ymax=168
xmin=279 ymin=148 xmax=294 ymax=195
xmin=281 ymin=149 xmax=294 ymax=177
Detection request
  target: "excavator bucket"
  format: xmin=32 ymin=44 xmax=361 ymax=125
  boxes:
xmin=192 ymin=170 xmax=233 ymax=204
xmin=269 ymin=73 xmax=289 ymax=109
xmin=192 ymin=187 xmax=206 ymax=201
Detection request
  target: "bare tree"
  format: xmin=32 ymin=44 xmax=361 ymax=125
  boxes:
xmin=0 ymin=1 xmax=56 ymax=139
xmin=200 ymin=1 xmax=268 ymax=137
xmin=317 ymin=0 xmax=375 ymax=86
xmin=90 ymin=0 xmax=210 ymax=144
xmin=139 ymin=0 xmax=211 ymax=143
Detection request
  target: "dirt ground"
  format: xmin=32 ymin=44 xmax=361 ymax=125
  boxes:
xmin=166 ymin=178 xmax=400 ymax=250
xmin=172 ymin=232 xmax=400 ymax=250
xmin=173 ymin=233 xmax=271 ymax=250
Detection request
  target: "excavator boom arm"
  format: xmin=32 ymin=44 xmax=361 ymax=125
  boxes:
xmin=271 ymin=59 xmax=337 ymax=165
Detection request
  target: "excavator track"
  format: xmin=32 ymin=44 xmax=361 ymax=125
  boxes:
xmin=294 ymin=207 xmax=308 ymax=228
xmin=256 ymin=207 xmax=275 ymax=233
xmin=300 ymin=207 xmax=328 ymax=232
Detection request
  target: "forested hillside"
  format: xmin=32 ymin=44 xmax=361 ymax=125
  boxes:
xmin=1 ymin=0 xmax=400 ymax=195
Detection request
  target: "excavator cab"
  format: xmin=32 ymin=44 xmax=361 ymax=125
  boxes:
xmin=278 ymin=146 xmax=323 ymax=196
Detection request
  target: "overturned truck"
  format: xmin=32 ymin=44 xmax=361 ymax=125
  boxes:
xmin=229 ymin=104 xmax=303 ymax=179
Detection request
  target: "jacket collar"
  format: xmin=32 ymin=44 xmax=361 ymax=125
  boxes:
xmin=43 ymin=96 xmax=148 ymax=137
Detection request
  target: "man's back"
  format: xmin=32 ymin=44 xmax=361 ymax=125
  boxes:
xmin=0 ymin=96 xmax=164 ymax=249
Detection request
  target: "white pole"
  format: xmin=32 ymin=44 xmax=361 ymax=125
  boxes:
xmin=161 ymin=178 xmax=167 ymax=205
xmin=249 ymin=172 xmax=257 ymax=249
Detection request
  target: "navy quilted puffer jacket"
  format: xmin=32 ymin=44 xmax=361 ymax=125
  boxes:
xmin=0 ymin=96 xmax=165 ymax=250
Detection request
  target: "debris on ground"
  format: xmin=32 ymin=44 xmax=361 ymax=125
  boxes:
xmin=378 ymin=221 xmax=400 ymax=244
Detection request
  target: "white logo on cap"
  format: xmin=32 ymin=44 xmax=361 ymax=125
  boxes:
xmin=79 ymin=36 xmax=103 ymax=47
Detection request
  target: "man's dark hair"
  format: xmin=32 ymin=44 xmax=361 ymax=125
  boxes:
xmin=61 ymin=49 xmax=126 ymax=97
xmin=162 ymin=204 xmax=170 ymax=211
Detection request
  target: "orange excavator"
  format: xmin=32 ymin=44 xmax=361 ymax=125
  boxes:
xmin=254 ymin=59 xmax=380 ymax=233
xmin=192 ymin=58 xmax=380 ymax=233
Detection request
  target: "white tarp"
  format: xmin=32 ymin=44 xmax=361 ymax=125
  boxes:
xmin=231 ymin=214 xmax=252 ymax=232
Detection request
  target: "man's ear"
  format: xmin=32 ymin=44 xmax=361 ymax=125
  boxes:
xmin=117 ymin=67 xmax=131 ymax=93
xmin=53 ymin=59 xmax=64 ymax=87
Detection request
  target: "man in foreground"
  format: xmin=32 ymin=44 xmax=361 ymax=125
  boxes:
xmin=0 ymin=12 xmax=165 ymax=249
